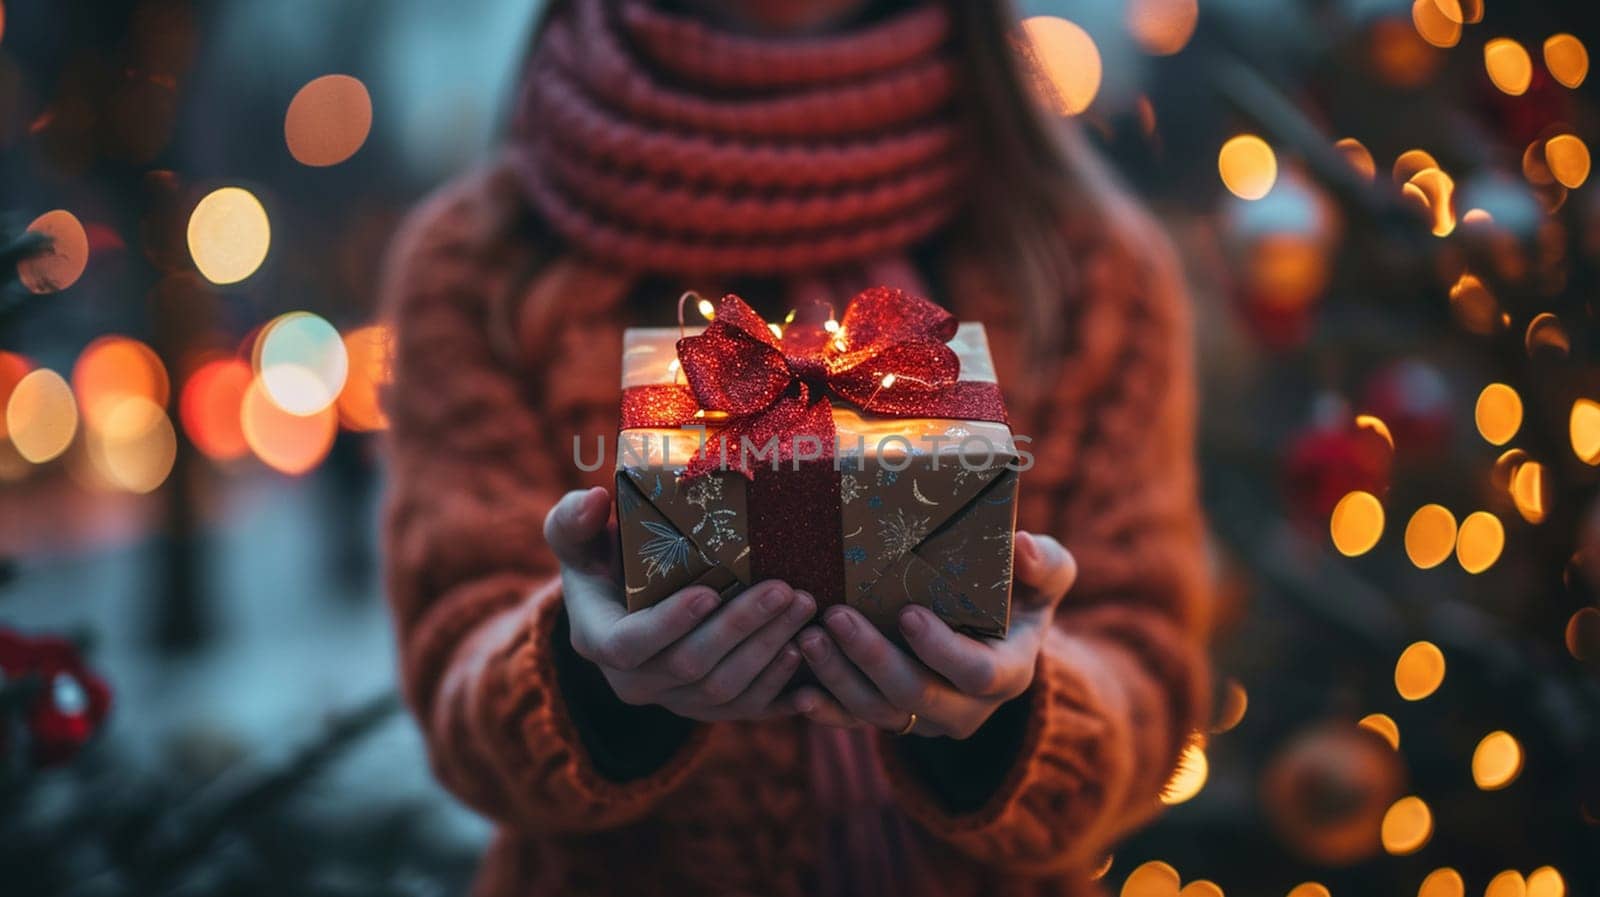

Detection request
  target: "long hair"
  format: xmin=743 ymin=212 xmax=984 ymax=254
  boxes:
xmin=488 ymin=0 xmax=1134 ymax=377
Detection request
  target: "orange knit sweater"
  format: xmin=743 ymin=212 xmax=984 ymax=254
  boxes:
xmin=380 ymin=164 xmax=1210 ymax=896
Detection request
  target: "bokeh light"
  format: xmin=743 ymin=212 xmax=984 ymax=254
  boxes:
xmin=18 ymin=209 xmax=89 ymax=294
xmin=0 ymin=350 xmax=31 ymax=442
xmin=1470 ymin=730 xmax=1523 ymax=790
xmin=1335 ymin=137 xmax=1377 ymax=181
xmin=1286 ymin=884 xmax=1331 ymax=897
xmin=255 ymin=311 xmax=348 ymax=416
xmin=6 ymin=369 xmax=78 ymax=464
xmin=1543 ymin=135 xmax=1590 ymax=189
xmin=1418 ymin=868 xmax=1464 ymax=897
xmin=1524 ymin=313 xmax=1570 ymax=357
xmin=1380 ymin=795 xmax=1434 ymax=855
xmin=285 ymin=74 xmax=373 ymax=167
xmin=1178 ymin=882 xmax=1222 ymax=897
xmin=337 ymin=324 xmax=392 ymax=431
xmin=1355 ymin=414 xmax=1395 ymax=450
xmin=1360 ymin=712 xmax=1401 ymax=749
xmin=1509 ymin=460 xmax=1547 ymax=524
xmin=179 ymin=357 xmax=252 ymax=462
xmin=1021 ymin=17 xmax=1101 ymax=116
xmin=187 ymin=186 xmax=271 ymax=285
xmin=1567 ymin=607 xmax=1600 ymax=661
xmin=1485 ymin=38 xmax=1534 ymax=96
xmin=240 ymin=377 xmax=337 ymax=475
xmin=1526 ymin=866 xmax=1565 ymax=897
xmin=1570 ymin=399 xmax=1600 ymax=464
xmin=1120 ymin=860 xmax=1180 ymax=897
xmin=1395 ymin=641 xmax=1445 ymax=701
xmin=1211 ymin=679 xmax=1248 ymax=733
xmin=1543 ymin=34 xmax=1588 ymax=88
xmin=1160 ymin=736 xmax=1208 ymax=805
xmin=1485 ymin=871 xmax=1526 ymax=897
xmin=71 ymin=335 xmax=169 ymax=433
xmin=1405 ymin=504 xmax=1457 ymax=568
xmin=1406 ymin=168 xmax=1456 ymax=236
xmin=1394 ymin=149 xmax=1440 ymax=184
xmin=1411 ymin=0 xmax=1460 ymax=49
xmin=1456 ymin=511 xmax=1504 ymax=573
xmin=1449 ymin=272 xmax=1500 ymax=334
xmin=86 ymin=396 xmax=176 ymax=494
xmin=1219 ymin=135 xmax=1277 ymax=200
xmin=1127 ymin=0 xmax=1197 ymax=57
xmin=1475 ymin=383 xmax=1522 ymax=445
xmin=1330 ymin=490 xmax=1384 ymax=556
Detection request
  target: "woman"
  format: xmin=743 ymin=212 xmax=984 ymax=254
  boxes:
xmin=380 ymin=1 xmax=1210 ymax=894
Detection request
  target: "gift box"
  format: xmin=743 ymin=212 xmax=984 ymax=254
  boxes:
xmin=613 ymin=288 xmax=1021 ymax=638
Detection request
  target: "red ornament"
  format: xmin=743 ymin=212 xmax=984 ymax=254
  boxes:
xmin=1360 ymin=360 xmax=1452 ymax=459
xmin=0 ymin=628 xmax=113 ymax=767
xmin=1282 ymin=421 xmax=1393 ymax=526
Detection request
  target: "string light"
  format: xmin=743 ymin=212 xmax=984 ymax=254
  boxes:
xmin=697 ymin=297 xmax=716 ymax=321
xmin=1471 ymin=731 xmax=1523 ymax=790
xmin=1396 ymin=641 xmax=1445 ymax=700
xmin=1418 ymin=868 xmax=1465 ymax=897
xmin=880 ymin=373 xmax=896 ymax=388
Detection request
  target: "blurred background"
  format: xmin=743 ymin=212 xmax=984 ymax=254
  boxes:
xmin=2 ymin=1 xmax=1598 ymax=896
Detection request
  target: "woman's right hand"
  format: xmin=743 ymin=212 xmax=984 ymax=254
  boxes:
xmin=544 ymin=487 xmax=816 ymax=721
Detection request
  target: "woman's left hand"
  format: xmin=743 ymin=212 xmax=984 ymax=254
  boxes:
xmin=790 ymin=531 xmax=1077 ymax=739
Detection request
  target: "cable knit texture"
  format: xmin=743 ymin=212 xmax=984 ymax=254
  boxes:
xmin=509 ymin=0 xmax=963 ymax=276
xmin=381 ymin=153 xmax=1208 ymax=894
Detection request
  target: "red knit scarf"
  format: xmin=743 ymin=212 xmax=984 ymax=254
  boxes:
xmin=509 ymin=0 xmax=962 ymax=278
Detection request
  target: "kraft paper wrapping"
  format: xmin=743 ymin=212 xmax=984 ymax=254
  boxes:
xmin=615 ymin=324 xmax=1019 ymax=638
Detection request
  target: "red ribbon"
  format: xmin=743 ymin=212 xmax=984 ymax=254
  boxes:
xmin=618 ymin=286 xmax=1008 ymax=605
xmin=620 ymin=286 xmax=1007 ymax=476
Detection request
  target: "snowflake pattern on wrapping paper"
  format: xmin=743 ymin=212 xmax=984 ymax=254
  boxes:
xmin=839 ymin=474 xmax=863 ymax=505
xmin=639 ymin=520 xmax=692 ymax=581
xmin=845 ymin=545 xmax=867 ymax=564
xmin=683 ymin=474 xmax=741 ymax=552
xmin=877 ymin=508 xmax=931 ymax=562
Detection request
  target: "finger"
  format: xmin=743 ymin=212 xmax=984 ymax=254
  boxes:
xmin=796 ymin=625 xmax=905 ymax=730
xmin=686 ymin=590 xmax=816 ymax=706
xmin=786 ymin=686 xmax=867 ymax=729
xmin=736 ymin=645 xmax=804 ymax=717
xmin=897 ymin=605 xmax=1027 ymax=699
xmin=544 ymin=487 xmax=612 ymax=573
xmin=821 ymin=607 xmax=956 ymax=721
xmin=566 ymin=582 xmax=716 ymax=671
xmin=1013 ymin=532 xmax=1077 ymax=612
xmin=651 ymin=581 xmax=795 ymax=684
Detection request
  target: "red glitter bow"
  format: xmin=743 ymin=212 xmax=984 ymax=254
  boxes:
xmin=620 ymin=287 xmax=1007 ymax=477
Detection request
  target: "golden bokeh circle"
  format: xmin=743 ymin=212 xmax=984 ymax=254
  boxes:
xmin=6 ymin=369 xmax=78 ymax=463
xmin=1120 ymin=860 xmax=1180 ymax=897
xmin=1395 ymin=641 xmax=1445 ymax=701
xmin=187 ymin=186 xmax=271 ymax=285
xmin=1484 ymin=870 xmax=1527 ymax=897
xmin=1470 ymin=730 xmax=1523 ymax=791
xmin=1330 ymin=490 xmax=1384 ymax=556
xmin=1418 ymin=867 xmax=1464 ymax=897
xmin=1456 ymin=511 xmax=1505 ymax=574
xmin=1485 ymin=38 xmax=1534 ymax=96
xmin=1219 ymin=135 xmax=1278 ymax=200
xmin=1475 ymin=383 xmax=1522 ymax=445
xmin=1380 ymin=795 xmax=1434 ymax=855
xmin=1021 ymin=16 xmax=1102 ymax=116
xmin=1359 ymin=712 xmax=1401 ymax=750
xmin=1404 ymin=504 xmax=1457 ymax=569
xmin=1544 ymin=34 xmax=1588 ymax=88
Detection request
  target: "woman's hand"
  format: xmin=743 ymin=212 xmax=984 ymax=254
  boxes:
xmin=545 ymin=487 xmax=817 ymax=721
xmin=791 ymin=531 xmax=1077 ymax=738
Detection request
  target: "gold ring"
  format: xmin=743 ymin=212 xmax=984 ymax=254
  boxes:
xmin=896 ymin=712 xmax=918 ymax=736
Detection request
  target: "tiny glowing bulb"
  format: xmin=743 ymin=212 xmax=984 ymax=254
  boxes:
xmin=833 ymin=337 xmax=848 ymax=352
xmin=881 ymin=374 xmax=897 ymax=388
xmin=697 ymin=298 xmax=716 ymax=321
xmin=768 ymin=323 xmax=783 ymax=339
xmin=824 ymin=319 xmax=840 ymax=334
